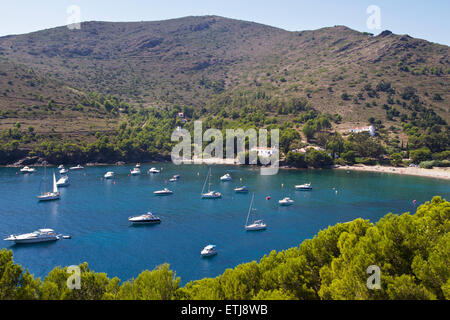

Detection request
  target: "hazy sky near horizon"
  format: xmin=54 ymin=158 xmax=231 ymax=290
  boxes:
xmin=0 ymin=0 xmax=449 ymax=45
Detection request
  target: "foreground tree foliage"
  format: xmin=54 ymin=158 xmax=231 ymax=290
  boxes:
xmin=0 ymin=197 xmax=448 ymax=300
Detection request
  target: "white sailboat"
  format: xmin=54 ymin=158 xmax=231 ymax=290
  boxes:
xmin=37 ymin=169 xmax=60 ymax=201
xmin=245 ymin=193 xmax=267 ymax=231
xmin=201 ymin=168 xmax=221 ymax=199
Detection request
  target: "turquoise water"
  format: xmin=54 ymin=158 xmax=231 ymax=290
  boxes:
xmin=0 ymin=164 xmax=448 ymax=284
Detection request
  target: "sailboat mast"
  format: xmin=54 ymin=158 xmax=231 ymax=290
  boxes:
xmin=52 ymin=171 xmax=58 ymax=193
xmin=245 ymin=193 xmax=255 ymax=226
xmin=201 ymin=167 xmax=209 ymax=195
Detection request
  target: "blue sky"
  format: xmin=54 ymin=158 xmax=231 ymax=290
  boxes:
xmin=1 ymin=0 xmax=449 ymax=45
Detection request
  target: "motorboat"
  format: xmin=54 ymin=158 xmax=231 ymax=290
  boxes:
xmin=58 ymin=165 xmax=64 ymax=169
xmin=279 ymin=197 xmax=294 ymax=206
xmin=245 ymin=193 xmax=267 ymax=231
xmin=56 ymin=175 xmax=69 ymax=187
xmin=130 ymin=167 xmax=141 ymax=175
xmin=20 ymin=166 xmax=35 ymax=173
xmin=128 ymin=212 xmax=161 ymax=224
xmin=59 ymin=168 xmax=69 ymax=174
xmin=201 ymin=168 xmax=221 ymax=199
xmin=220 ymin=173 xmax=232 ymax=181
xmin=201 ymin=191 xmax=222 ymax=199
xmin=153 ymin=188 xmax=173 ymax=196
xmin=4 ymin=228 xmax=59 ymax=244
xmin=234 ymin=186 xmax=249 ymax=193
xmin=37 ymin=170 xmax=60 ymax=201
xmin=201 ymin=245 xmax=217 ymax=257
xmin=169 ymin=175 xmax=180 ymax=182
xmin=70 ymin=165 xmax=84 ymax=170
xmin=104 ymin=171 xmax=115 ymax=179
xmin=295 ymin=183 xmax=312 ymax=191
xmin=148 ymin=167 xmax=160 ymax=174
xmin=135 ymin=163 xmax=141 ymax=168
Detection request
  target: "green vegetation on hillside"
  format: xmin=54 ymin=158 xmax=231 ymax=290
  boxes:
xmin=1 ymin=196 xmax=448 ymax=300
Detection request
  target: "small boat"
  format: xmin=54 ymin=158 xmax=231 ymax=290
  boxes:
xmin=279 ymin=197 xmax=294 ymax=206
xmin=128 ymin=212 xmax=161 ymax=224
xmin=37 ymin=170 xmax=60 ymax=201
xmin=56 ymin=175 xmax=69 ymax=187
xmin=154 ymin=188 xmax=173 ymax=196
xmin=201 ymin=168 xmax=222 ymax=199
xmin=130 ymin=167 xmax=141 ymax=175
xmin=295 ymin=183 xmax=312 ymax=191
xmin=201 ymin=191 xmax=222 ymax=199
xmin=169 ymin=175 xmax=181 ymax=182
xmin=245 ymin=193 xmax=267 ymax=231
xmin=20 ymin=166 xmax=35 ymax=173
xmin=220 ymin=173 xmax=232 ymax=181
xmin=135 ymin=163 xmax=141 ymax=168
xmin=104 ymin=171 xmax=115 ymax=179
xmin=201 ymin=245 xmax=217 ymax=257
xmin=234 ymin=186 xmax=249 ymax=193
xmin=4 ymin=228 xmax=59 ymax=244
xmin=70 ymin=165 xmax=84 ymax=170
xmin=58 ymin=165 xmax=64 ymax=169
xmin=148 ymin=167 xmax=160 ymax=174
xmin=59 ymin=168 xmax=69 ymax=174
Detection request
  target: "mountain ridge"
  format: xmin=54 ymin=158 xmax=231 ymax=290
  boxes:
xmin=0 ymin=15 xmax=448 ymax=136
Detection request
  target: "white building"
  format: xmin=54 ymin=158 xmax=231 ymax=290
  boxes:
xmin=250 ymin=147 xmax=278 ymax=157
xmin=349 ymin=125 xmax=375 ymax=137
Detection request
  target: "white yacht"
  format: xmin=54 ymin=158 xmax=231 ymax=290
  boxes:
xmin=148 ymin=167 xmax=160 ymax=174
xmin=279 ymin=197 xmax=294 ymax=206
xmin=201 ymin=168 xmax=221 ymax=199
xmin=37 ymin=171 xmax=60 ymax=201
xmin=104 ymin=171 xmax=115 ymax=179
xmin=295 ymin=183 xmax=312 ymax=191
xmin=4 ymin=229 xmax=59 ymax=244
xmin=169 ymin=175 xmax=180 ymax=182
xmin=130 ymin=167 xmax=141 ymax=175
xmin=128 ymin=212 xmax=161 ymax=224
xmin=20 ymin=166 xmax=35 ymax=173
xmin=59 ymin=168 xmax=69 ymax=174
xmin=154 ymin=188 xmax=173 ymax=196
xmin=201 ymin=245 xmax=217 ymax=257
xmin=220 ymin=173 xmax=232 ymax=181
xmin=56 ymin=175 xmax=69 ymax=187
xmin=234 ymin=186 xmax=249 ymax=193
xmin=245 ymin=193 xmax=267 ymax=231
xmin=70 ymin=164 xmax=84 ymax=170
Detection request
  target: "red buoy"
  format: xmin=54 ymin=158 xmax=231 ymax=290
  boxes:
xmin=266 ymin=196 xmax=271 ymax=200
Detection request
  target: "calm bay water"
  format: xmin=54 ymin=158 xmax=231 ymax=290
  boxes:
xmin=0 ymin=164 xmax=448 ymax=284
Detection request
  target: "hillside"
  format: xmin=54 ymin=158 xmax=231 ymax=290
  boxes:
xmin=0 ymin=16 xmax=448 ymax=164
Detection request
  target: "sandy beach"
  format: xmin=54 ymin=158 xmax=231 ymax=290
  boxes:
xmin=335 ymin=165 xmax=450 ymax=181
